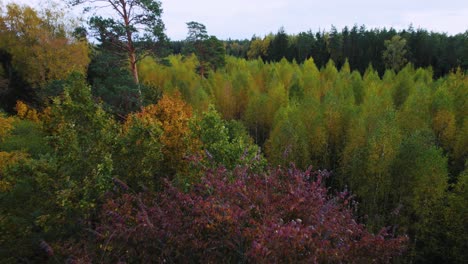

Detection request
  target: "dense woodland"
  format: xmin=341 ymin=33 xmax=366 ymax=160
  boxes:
xmin=173 ymin=26 xmax=468 ymax=78
xmin=0 ymin=1 xmax=467 ymax=263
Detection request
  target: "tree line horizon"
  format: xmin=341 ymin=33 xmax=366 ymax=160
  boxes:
xmin=172 ymin=24 xmax=467 ymax=77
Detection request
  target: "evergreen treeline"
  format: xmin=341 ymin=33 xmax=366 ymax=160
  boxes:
xmin=169 ymin=26 xmax=468 ymax=78
xmin=0 ymin=2 xmax=467 ymax=263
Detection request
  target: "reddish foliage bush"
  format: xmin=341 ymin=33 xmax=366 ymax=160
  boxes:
xmin=70 ymin=166 xmax=407 ymax=263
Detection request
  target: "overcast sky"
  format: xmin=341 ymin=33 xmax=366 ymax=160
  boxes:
xmin=7 ymin=0 xmax=468 ymax=40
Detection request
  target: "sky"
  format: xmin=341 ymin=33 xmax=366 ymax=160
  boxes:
xmin=6 ymin=0 xmax=468 ymax=40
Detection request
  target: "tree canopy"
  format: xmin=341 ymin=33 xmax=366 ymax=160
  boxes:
xmin=0 ymin=2 xmax=467 ymax=263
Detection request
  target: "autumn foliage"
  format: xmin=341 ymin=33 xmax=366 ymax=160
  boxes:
xmin=119 ymin=92 xmax=200 ymax=189
xmin=15 ymin=100 xmax=40 ymax=122
xmin=130 ymin=92 xmax=197 ymax=173
xmin=70 ymin=166 xmax=407 ymax=263
xmin=0 ymin=112 xmax=14 ymax=140
xmin=0 ymin=4 xmax=89 ymax=88
xmin=0 ymin=3 xmax=466 ymax=261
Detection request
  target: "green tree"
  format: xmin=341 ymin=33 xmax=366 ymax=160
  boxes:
xmin=0 ymin=74 xmax=117 ymax=261
xmin=341 ymin=80 xmax=399 ymax=227
xmin=396 ymin=81 xmax=432 ymax=136
xmin=0 ymin=157 xmax=62 ymax=262
xmin=382 ymin=35 xmax=408 ymax=71
xmin=390 ymin=131 xmax=448 ymax=263
xmin=87 ymin=48 xmax=140 ymax=117
xmin=327 ymin=25 xmax=344 ymax=67
xmin=116 ymin=107 xmax=163 ymax=190
xmin=392 ymin=65 xmax=415 ymax=109
xmin=117 ymin=92 xmax=198 ymax=188
xmin=186 ymin=21 xmax=208 ymax=42
xmin=442 ymin=168 xmax=468 ymax=263
xmin=195 ymin=105 xmax=265 ymax=171
xmin=70 ymin=0 xmax=166 ymax=88
xmin=294 ymin=31 xmax=315 ymax=63
xmin=247 ymin=35 xmax=271 ymax=60
xmin=268 ymin=27 xmax=289 ymax=62
xmin=266 ymin=104 xmax=311 ymax=168
xmin=184 ymin=21 xmax=226 ymax=76
xmin=44 ymin=73 xmax=116 ymax=213
xmin=301 ymin=57 xmax=321 ymax=100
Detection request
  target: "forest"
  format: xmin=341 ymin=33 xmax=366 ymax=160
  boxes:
xmin=0 ymin=1 xmax=467 ymax=263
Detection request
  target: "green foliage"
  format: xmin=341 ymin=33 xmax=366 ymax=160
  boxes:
xmin=0 ymin=119 xmax=50 ymax=158
xmin=383 ymin=35 xmax=408 ymax=71
xmin=294 ymin=31 xmax=315 ymax=63
xmin=116 ymin=114 xmax=163 ymax=190
xmin=74 ymin=0 xmax=167 ymax=97
xmin=266 ymin=104 xmax=311 ymax=168
xmin=328 ymin=26 xmax=344 ymax=67
xmin=392 ymin=65 xmax=415 ymax=108
xmin=0 ymin=73 xmax=124 ymax=261
xmin=219 ymin=26 xmax=466 ymax=78
xmin=391 ymin=131 xmax=448 ymax=224
xmin=268 ymin=27 xmax=289 ymax=62
xmin=87 ymin=49 xmax=140 ymax=117
xmin=0 ymin=157 xmax=61 ymax=262
xmin=45 ymin=73 xmax=117 ymax=213
xmin=443 ymin=168 xmax=468 ymax=263
xmin=195 ymin=105 xmax=265 ymax=171
xmin=184 ymin=22 xmax=226 ymax=76
xmin=397 ymin=81 xmax=432 ymax=135
xmin=202 ymin=36 xmax=227 ymax=70
xmin=138 ymin=55 xmax=209 ymax=112
xmin=185 ymin=21 xmax=208 ymax=42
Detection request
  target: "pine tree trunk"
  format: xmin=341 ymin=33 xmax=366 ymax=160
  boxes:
xmin=121 ymin=0 xmax=142 ymax=105
xmin=130 ymin=52 xmax=139 ymax=84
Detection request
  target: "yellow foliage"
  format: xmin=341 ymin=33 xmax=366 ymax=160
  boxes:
xmin=15 ymin=101 xmax=40 ymax=122
xmin=125 ymin=92 xmax=200 ymax=174
xmin=247 ymin=37 xmax=271 ymax=59
xmin=154 ymin=92 xmax=199 ymax=169
xmin=433 ymin=110 xmax=456 ymax=150
xmin=138 ymin=55 xmax=208 ymax=112
xmin=40 ymin=106 xmax=52 ymax=125
xmin=0 ymin=4 xmax=90 ymax=88
xmin=0 ymin=151 xmax=29 ymax=191
xmin=0 ymin=113 xmax=14 ymax=141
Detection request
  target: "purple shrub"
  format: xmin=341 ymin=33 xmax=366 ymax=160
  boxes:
xmin=71 ymin=165 xmax=407 ymax=263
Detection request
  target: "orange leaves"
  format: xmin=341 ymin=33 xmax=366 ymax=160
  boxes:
xmin=124 ymin=92 xmax=199 ymax=176
xmin=152 ymin=93 xmax=200 ymax=174
xmin=15 ymin=101 xmax=40 ymax=122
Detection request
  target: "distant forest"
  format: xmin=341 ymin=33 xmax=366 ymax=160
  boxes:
xmin=171 ymin=26 xmax=468 ymax=77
